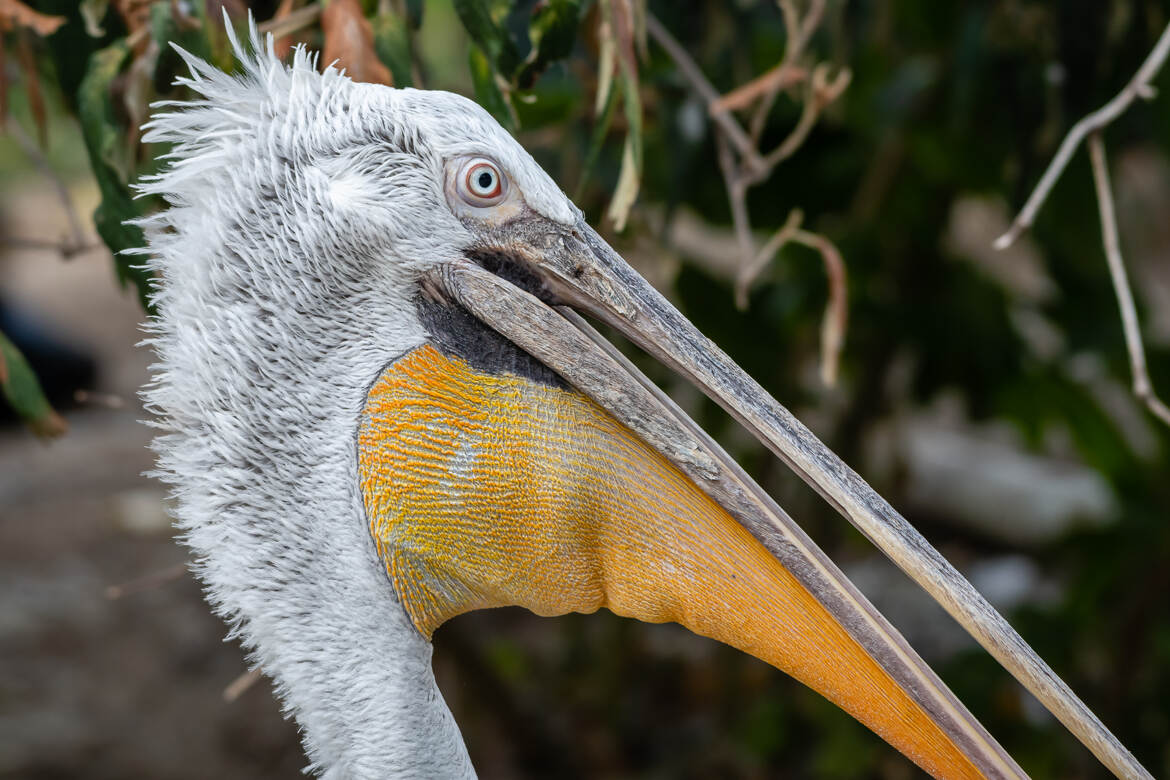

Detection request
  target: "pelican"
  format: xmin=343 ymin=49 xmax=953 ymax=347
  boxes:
xmin=136 ymin=21 xmax=1151 ymax=780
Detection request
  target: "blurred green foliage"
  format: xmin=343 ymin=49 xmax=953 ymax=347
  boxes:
xmin=2 ymin=0 xmax=1168 ymax=777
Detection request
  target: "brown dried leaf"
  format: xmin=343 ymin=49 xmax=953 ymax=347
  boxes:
xmin=0 ymin=0 xmax=66 ymax=36
xmin=322 ymin=0 xmax=392 ymax=86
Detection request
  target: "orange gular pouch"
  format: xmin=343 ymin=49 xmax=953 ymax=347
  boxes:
xmin=357 ymin=343 xmax=987 ymax=779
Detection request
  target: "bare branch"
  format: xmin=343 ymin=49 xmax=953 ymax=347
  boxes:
xmin=714 ymin=133 xmax=754 ymax=284
xmin=0 ymin=237 xmax=103 ymax=257
xmin=258 ymin=2 xmax=321 ymax=40
xmin=223 ymin=668 xmax=263 ymax=702
xmin=735 ymin=208 xmax=804 ymax=308
xmin=648 ymin=8 xmax=850 ymax=386
xmin=645 ymin=14 xmax=766 ymax=175
xmin=5 ymin=117 xmax=91 ymax=256
xmin=732 ymin=207 xmax=849 ymax=386
xmin=763 ymin=63 xmax=851 ymax=168
xmin=710 ymin=64 xmax=807 ymax=116
xmin=105 ymin=563 xmax=188 ymax=600
xmin=996 ymin=20 xmax=1170 ymax=249
xmin=790 ymin=227 xmax=849 ymax=387
xmin=1088 ymin=133 xmax=1170 ymax=426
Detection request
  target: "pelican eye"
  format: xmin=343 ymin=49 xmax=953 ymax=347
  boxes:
xmin=458 ymin=158 xmax=506 ymax=206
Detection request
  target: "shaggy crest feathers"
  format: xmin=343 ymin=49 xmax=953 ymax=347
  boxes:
xmin=135 ymin=18 xmax=505 ymax=778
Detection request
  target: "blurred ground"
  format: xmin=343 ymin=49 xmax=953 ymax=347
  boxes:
xmin=3 ymin=3 xmax=1170 ymax=775
xmin=0 ymin=178 xmax=305 ymax=779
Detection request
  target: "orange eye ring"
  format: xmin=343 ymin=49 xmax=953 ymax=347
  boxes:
xmin=459 ymin=158 xmax=506 ymax=206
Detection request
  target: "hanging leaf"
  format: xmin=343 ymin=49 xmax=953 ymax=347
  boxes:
xmin=77 ymin=40 xmax=152 ymax=312
xmin=79 ymin=0 xmax=109 ymax=37
xmin=0 ymin=0 xmax=65 ymax=145
xmin=0 ymin=330 xmax=67 ymax=438
xmin=607 ymin=131 xmax=639 ymax=231
xmin=371 ymin=11 xmax=413 ymax=87
xmin=515 ymin=0 xmax=580 ymax=89
xmin=468 ymin=44 xmax=514 ymax=130
xmin=322 ymin=0 xmax=393 ymax=85
xmin=0 ymin=0 xmax=67 ymax=37
xmin=453 ymin=0 xmax=520 ymax=77
xmin=594 ymin=8 xmax=615 ymax=115
xmin=602 ymin=0 xmax=641 ymax=228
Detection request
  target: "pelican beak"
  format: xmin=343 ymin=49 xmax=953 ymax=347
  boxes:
xmin=367 ymin=213 xmax=1145 ymax=780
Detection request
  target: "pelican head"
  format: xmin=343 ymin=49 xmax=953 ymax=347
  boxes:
xmin=136 ymin=21 xmax=1149 ymax=780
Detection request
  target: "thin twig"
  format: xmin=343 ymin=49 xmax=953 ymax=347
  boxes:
xmin=0 ymin=237 xmax=103 ymax=256
xmin=711 ymin=64 xmax=807 ymax=116
xmin=105 ymin=562 xmax=188 ymax=600
xmin=5 ymin=117 xmax=91 ymax=256
xmin=763 ymin=63 xmax=851 ymax=168
xmin=995 ymin=20 xmax=1170 ymax=250
xmin=736 ymin=208 xmax=804 ymax=308
xmin=790 ymin=227 xmax=848 ymax=387
xmin=1087 ymin=133 xmax=1170 ymax=425
xmin=223 ymin=668 xmax=263 ymax=702
xmin=733 ymin=208 xmax=848 ymax=385
xmin=648 ymin=8 xmax=849 ymax=386
xmin=715 ymin=132 xmax=754 ymax=279
xmin=73 ymin=389 xmax=126 ymax=409
xmin=258 ymin=2 xmax=321 ymax=40
xmin=645 ymin=14 xmax=766 ymax=175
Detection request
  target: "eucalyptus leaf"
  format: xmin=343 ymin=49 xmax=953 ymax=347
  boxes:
xmin=453 ymin=0 xmax=521 ymax=78
xmin=77 ymin=40 xmax=153 ymax=312
xmin=516 ymin=0 xmax=581 ymax=89
xmin=0 ymin=330 xmax=66 ymax=438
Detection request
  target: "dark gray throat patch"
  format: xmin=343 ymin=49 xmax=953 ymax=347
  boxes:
xmin=416 ymin=293 xmax=567 ymax=389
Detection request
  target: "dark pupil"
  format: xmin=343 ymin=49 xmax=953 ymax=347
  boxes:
xmin=476 ymin=171 xmax=494 ymax=190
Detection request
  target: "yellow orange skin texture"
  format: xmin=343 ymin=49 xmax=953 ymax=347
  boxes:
xmin=357 ymin=344 xmax=984 ymax=780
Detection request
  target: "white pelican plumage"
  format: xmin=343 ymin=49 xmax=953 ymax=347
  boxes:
xmin=136 ymin=21 xmax=1151 ymax=780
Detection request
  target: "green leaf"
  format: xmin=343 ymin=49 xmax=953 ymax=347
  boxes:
xmin=0 ymin=330 xmax=67 ymax=438
xmin=468 ymin=45 xmax=515 ymax=130
xmin=77 ymin=40 xmax=153 ymax=312
xmin=372 ymin=12 xmax=414 ymax=87
xmin=452 ymin=0 xmax=521 ymax=77
xmin=515 ymin=0 xmax=581 ymax=89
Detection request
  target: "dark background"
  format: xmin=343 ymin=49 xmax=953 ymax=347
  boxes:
xmin=1 ymin=1 xmax=1168 ymax=777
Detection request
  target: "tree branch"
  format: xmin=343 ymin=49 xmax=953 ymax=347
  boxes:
xmin=648 ymin=8 xmax=850 ymax=386
xmin=258 ymin=2 xmax=321 ymax=40
xmin=1087 ymin=133 xmax=1170 ymax=425
xmin=995 ymin=20 xmax=1170 ymax=250
xmin=645 ymin=14 xmax=766 ymax=175
xmin=995 ymin=21 xmax=1170 ymax=427
xmin=6 ymin=117 xmax=93 ymax=257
